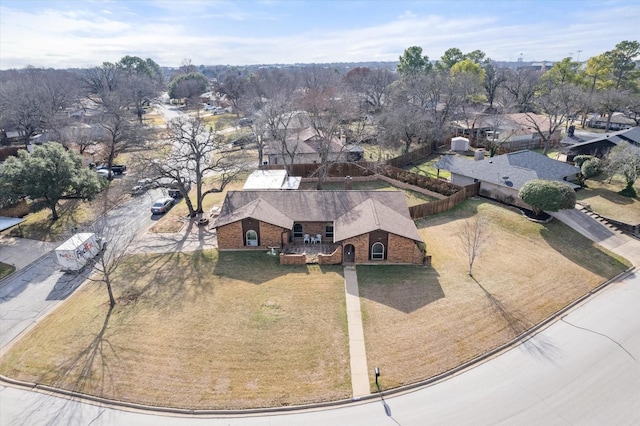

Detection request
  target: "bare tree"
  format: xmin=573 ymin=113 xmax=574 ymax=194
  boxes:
xmin=502 ymin=67 xmax=541 ymax=113
xmin=298 ymin=66 xmax=356 ymax=189
xmin=149 ymin=115 xmax=249 ymax=217
xmin=343 ymin=67 xmax=396 ymax=114
xmin=83 ymin=63 xmax=147 ymax=176
xmin=525 ymin=82 xmax=583 ymax=154
xmin=458 ymin=216 xmax=490 ymax=276
xmin=0 ymin=67 xmax=80 ymax=147
xmin=595 ymin=87 xmax=631 ymax=131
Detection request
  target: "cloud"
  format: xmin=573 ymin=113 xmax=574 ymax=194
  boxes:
xmin=1 ymin=1 xmax=639 ymax=69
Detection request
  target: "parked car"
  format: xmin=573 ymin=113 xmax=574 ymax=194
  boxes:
xmin=95 ymin=169 xmax=111 ymax=179
xmin=150 ymin=197 xmax=174 ymax=215
xmin=239 ymin=117 xmax=253 ymax=127
xmin=131 ymin=178 xmax=154 ymax=195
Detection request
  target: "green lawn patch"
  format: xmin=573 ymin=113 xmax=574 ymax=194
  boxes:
xmin=406 ymin=153 xmax=451 ymax=179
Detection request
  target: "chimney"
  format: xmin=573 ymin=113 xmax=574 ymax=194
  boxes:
xmin=474 ymin=149 xmax=485 ymax=161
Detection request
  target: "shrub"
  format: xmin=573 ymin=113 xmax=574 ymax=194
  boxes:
xmin=519 ymin=179 xmax=576 ymax=214
xmin=573 ymin=155 xmax=594 ymax=167
xmin=581 ymin=158 xmax=602 ymax=179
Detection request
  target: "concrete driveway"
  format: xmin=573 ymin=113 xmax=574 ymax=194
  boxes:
xmin=0 ymin=237 xmax=58 ymax=271
xmin=551 ymin=207 xmax=640 ymax=265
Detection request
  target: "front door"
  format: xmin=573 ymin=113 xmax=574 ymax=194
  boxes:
xmin=343 ymin=244 xmax=355 ymax=263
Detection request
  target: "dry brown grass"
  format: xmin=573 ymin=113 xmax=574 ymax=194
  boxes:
xmin=0 ymin=251 xmax=350 ymax=409
xmin=359 ymin=198 xmax=630 ymax=390
xmin=577 ymin=174 xmax=640 ymax=224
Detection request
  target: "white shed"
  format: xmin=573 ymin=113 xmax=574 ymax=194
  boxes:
xmin=451 ymin=137 xmax=470 ymax=152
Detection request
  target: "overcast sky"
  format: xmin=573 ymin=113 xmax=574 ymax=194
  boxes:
xmin=1 ymin=0 xmax=639 ymax=70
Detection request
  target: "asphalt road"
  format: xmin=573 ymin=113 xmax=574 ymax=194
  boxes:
xmin=0 ymin=186 xmax=164 ymax=350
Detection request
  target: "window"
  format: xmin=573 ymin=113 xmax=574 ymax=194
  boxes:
xmin=246 ymin=230 xmax=258 ymax=246
xmin=325 ymin=225 xmax=334 ymax=238
xmin=293 ymin=223 xmax=303 ymax=238
xmin=371 ymin=242 xmax=385 ymax=260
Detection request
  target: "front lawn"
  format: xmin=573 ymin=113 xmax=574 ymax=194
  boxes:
xmin=577 ymin=174 xmax=640 ymax=224
xmin=0 ymin=251 xmax=350 ymax=409
xmin=360 ymin=198 xmax=630 ymax=390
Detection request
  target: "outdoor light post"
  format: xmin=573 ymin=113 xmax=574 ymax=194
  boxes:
xmin=374 ymin=367 xmax=380 ymax=391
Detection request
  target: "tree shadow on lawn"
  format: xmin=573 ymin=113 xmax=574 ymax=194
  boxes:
xmin=539 ymin=222 xmax=630 ymax=277
xmin=357 ymin=265 xmax=444 ymax=313
xmin=114 ymin=251 xmax=214 ymax=310
xmin=470 ymin=276 xmax=561 ymax=364
xmin=48 ymin=305 xmax=118 ymax=394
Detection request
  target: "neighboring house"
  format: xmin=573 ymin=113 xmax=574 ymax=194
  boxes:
xmin=242 ymin=169 xmax=301 ymax=190
xmin=586 ymin=113 xmax=634 ymax=131
xmin=213 ymin=190 xmax=426 ymax=265
xmin=452 ymin=113 xmax=559 ymax=152
xmin=567 ymin=127 xmax=640 ymax=161
xmin=435 ymin=150 xmax=580 ymax=208
xmin=264 ymin=127 xmax=348 ymax=165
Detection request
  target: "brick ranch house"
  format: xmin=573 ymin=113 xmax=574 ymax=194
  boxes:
xmin=213 ymin=190 xmax=427 ymax=265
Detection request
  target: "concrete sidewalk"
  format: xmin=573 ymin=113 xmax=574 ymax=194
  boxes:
xmin=343 ymin=265 xmax=371 ymax=398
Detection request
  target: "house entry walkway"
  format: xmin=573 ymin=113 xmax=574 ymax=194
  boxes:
xmin=343 ymin=265 xmax=371 ymax=398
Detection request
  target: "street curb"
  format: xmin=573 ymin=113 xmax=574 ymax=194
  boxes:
xmin=1 ymin=266 xmax=635 ymax=417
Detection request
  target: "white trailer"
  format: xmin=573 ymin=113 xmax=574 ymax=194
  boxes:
xmin=54 ymin=233 xmax=105 ymax=271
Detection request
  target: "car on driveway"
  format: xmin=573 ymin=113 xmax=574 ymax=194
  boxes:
xmin=150 ymin=197 xmax=174 ymax=215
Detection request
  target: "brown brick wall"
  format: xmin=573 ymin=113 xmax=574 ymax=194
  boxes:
xmin=259 ymin=222 xmax=287 ymax=247
xmin=218 ymin=221 xmax=287 ymax=250
xmin=292 ymin=222 xmax=331 ymax=244
xmin=279 ymin=253 xmax=307 ymax=265
xmin=388 ymin=233 xmax=425 ymax=265
xmin=318 ymin=246 xmax=342 ymax=264
xmin=342 ymin=234 xmax=370 ymax=263
xmin=216 ymin=221 xmax=244 ymax=249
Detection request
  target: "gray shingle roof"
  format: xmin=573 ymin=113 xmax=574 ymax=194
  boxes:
xmin=435 ymin=150 xmax=580 ymax=190
xmin=214 ymin=190 xmax=422 ymax=243
xmin=568 ymin=126 xmax=640 ymax=151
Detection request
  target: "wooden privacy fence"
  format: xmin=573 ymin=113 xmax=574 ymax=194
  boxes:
xmin=409 ymin=183 xmax=479 ymax=219
xmin=260 ymin=146 xmax=480 ymax=219
xmin=386 ymin=144 xmax=433 ymax=168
